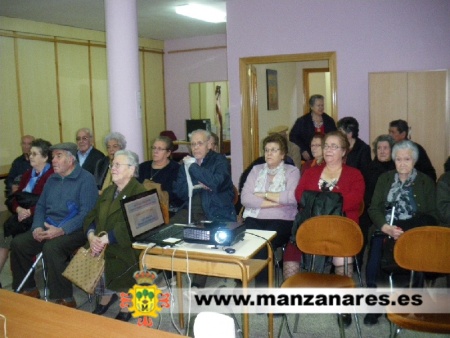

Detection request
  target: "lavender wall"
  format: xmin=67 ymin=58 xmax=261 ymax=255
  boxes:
xmin=226 ymin=0 xmax=450 ymax=183
xmin=164 ymin=34 xmax=227 ymax=140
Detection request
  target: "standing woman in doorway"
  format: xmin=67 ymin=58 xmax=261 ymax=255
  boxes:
xmin=289 ymin=94 xmax=336 ymax=161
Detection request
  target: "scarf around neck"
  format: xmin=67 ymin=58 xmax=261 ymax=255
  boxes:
xmin=243 ymin=162 xmax=286 ymax=218
xmin=23 ymin=163 xmax=51 ymax=193
xmin=385 ymin=169 xmax=418 ymax=223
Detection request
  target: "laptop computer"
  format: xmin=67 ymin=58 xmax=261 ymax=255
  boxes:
xmin=120 ymin=189 xmax=184 ymax=246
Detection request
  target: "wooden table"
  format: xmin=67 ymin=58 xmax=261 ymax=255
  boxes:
xmin=133 ymin=229 xmax=276 ymax=338
xmin=0 ymin=289 xmax=185 ymax=338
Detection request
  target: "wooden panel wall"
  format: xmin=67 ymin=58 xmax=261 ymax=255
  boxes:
xmin=140 ymin=50 xmax=166 ymax=161
xmin=369 ymin=71 xmax=449 ymax=178
xmin=0 ymin=32 xmax=165 ymax=172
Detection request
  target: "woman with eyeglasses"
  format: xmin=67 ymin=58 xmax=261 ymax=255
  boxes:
xmin=84 ymin=150 xmax=146 ymax=322
xmin=241 ymin=133 xmax=300 ymax=286
xmin=94 ymin=132 xmax=126 ymax=194
xmin=300 ymin=133 xmax=325 ymax=175
xmin=285 ymin=131 xmax=365 ymax=274
xmin=138 ymin=136 xmax=182 ymax=210
xmin=283 ymin=131 xmax=364 ymax=326
xmin=1 ymin=138 xmax=54 ymax=286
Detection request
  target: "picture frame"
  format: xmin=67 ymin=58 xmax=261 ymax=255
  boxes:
xmin=266 ymin=69 xmax=278 ymax=110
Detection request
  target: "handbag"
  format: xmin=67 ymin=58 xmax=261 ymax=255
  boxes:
xmin=291 ymin=190 xmax=344 ymax=272
xmin=5 ymin=191 xmax=40 ymax=213
xmin=3 ymin=191 xmax=41 ymax=237
xmin=4 ymin=214 xmax=33 ymax=237
xmin=62 ymin=232 xmax=107 ymax=294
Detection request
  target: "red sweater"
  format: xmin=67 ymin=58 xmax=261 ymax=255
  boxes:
xmin=11 ymin=167 xmax=54 ymax=214
xmin=295 ymin=164 xmax=365 ymax=224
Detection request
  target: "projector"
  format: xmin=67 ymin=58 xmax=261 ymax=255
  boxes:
xmin=183 ymin=221 xmax=245 ymax=246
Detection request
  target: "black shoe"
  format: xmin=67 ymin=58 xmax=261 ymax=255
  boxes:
xmin=338 ymin=313 xmax=352 ymax=328
xmin=92 ymin=294 xmax=118 ymax=315
xmin=115 ymin=311 xmax=132 ymax=322
xmin=363 ymin=313 xmax=381 ymax=326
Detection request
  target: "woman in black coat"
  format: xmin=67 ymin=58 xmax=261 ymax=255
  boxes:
xmin=289 ymin=94 xmax=336 ymax=161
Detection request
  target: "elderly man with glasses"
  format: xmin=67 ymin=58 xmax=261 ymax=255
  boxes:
xmin=75 ymin=127 xmax=106 ymax=175
xmin=171 ymin=129 xmax=237 ymax=289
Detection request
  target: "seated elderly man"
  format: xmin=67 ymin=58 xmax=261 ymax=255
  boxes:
xmin=75 ymin=127 xmax=105 ymax=175
xmin=5 ymin=135 xmax=35 ymax=197
xmin=171 ymin=129 xmax=236 ymax=288
xmin=10 ymin=142 xmax=98 ymax=307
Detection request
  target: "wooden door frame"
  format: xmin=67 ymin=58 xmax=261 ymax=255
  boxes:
xmin=303 ymin=67 xmax=330 ymax=115
xmin=239 ymin=52 xmax=338 ymax=169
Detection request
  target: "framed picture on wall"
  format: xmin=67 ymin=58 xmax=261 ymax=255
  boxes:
xmin=266 ymin=69 xmax=278 ymax=110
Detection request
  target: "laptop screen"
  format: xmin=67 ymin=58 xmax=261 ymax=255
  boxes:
xmin=120 ymin=189 xmax=165 ymax=239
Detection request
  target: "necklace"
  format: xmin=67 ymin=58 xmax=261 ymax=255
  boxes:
xmin=149 ymin=167 xmax=161 ymax=181
xmin=150 ymin=160 xmax=169 ymax=181
xmin=311 ymin=113 xmax=323 ymax=129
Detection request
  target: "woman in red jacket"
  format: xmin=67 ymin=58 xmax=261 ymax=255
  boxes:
xmin=284 ymin=131 xmax=365 ymax=278
xmin=0 ymin=138 xmax=54 ymax=285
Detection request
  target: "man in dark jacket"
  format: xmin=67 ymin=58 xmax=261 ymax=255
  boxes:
xmin=171 ymin=129 xmax=236 ymax=289
xmin=389 ymin=119 xmax=436 ymax=181
xmin=172 ymin=129 xmax=236 ymax=223
xmin=5 ymin=135 xmax=34 ymax=197
xmin=75 ymin=128 xmax=105 ymax=175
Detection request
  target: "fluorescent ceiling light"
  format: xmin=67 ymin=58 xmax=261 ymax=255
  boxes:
xmin=175 ymin=4 xmax=226 ymax=23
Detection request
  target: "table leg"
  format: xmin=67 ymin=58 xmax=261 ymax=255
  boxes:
xmin=267 ymin=242 xmax=274 ymax=337
xmin=242 ymin=275 xmax=249 ymax=338
xmin=176 ymin=271 xmax=184 ymax=329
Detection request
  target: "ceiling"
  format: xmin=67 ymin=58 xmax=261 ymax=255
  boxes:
xmin=0 ymin=0 xmax=227 ymax=41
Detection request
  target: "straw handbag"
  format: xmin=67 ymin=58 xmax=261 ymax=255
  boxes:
xmin=62 ymin=232 xmax=107 ymax=294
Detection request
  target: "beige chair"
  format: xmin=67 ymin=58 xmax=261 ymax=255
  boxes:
xmin=143 ymin=179 xmax=170 ymax=224
xmin=386 ymin=226 xmax=450 ymax=338
xmin=278 ymin=215 xmax=363 ymax=338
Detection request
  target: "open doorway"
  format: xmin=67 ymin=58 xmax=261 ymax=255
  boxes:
xmin=239 ymin=52 xmax=337 ymax=168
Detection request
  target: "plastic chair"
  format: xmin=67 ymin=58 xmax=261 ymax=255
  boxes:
xmin=386 ymin=226 xmax=450 ymax=338
xmin=278 ymin=215 xmax=363 ymax=338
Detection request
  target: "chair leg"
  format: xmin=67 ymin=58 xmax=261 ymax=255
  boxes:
xmin=293 ymin=313 xmax=300 ymax=333
xmin=354 ymin=256 xmax=363 ymax=287
xmin=337 ymin=314 xmax=346 ymax=338
xmin=353 ymin=313 xmax=362 ymax=338
xmin=389 ymin=320 xmax=402 ymax=338
xmin=277 ymin=313 xmax=294 ymax=338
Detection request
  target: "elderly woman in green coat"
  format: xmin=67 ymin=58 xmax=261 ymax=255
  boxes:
xmin=83 ymin=150 xmax=146 ymax=322
xmin=364 ymin=140 xmax=438 ymax=326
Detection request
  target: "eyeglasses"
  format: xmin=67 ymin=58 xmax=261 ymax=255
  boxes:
xmin=151 ymin=146 xmax=168 ymax=152
xmin=323 ymin=144 xmax=342 ymax=150
xmin=310 ymin=144 xmax=322 ymax=148
xmin=107 ymin=144 xmax=121 ymax=150
xmin=190 ymin=141 xmax=206 ymax=148
xmin=109 ymin=163 xmax=131 ymax=169
xmin=264 ymin=148 xmax=280 ymax=154
xmin=76 ymin=136 xmax=90 ymax=142
xmin=29 ymin=151 xmax=41 ymax=157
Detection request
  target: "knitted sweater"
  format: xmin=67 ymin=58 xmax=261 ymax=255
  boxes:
xmin=31 ymin=164 xmax=98 ymax=234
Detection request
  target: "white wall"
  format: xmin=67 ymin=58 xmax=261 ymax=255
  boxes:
xmin=164 ymin=34 xmax=228 ymax=140
xmin=226 ymin=0 xmax=450 ymax=183
xmin=255 ymin=63 xmax=297 ymax=154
